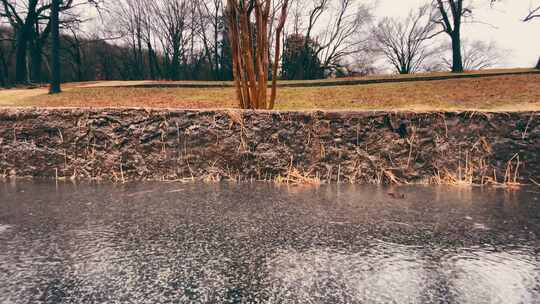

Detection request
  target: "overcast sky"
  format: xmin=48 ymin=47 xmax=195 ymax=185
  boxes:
xmin=375 ymin=0 xmax=540 ymax=67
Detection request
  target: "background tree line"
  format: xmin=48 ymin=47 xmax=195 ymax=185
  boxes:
xmin=0 ymin=0 xmax=538 ymax=88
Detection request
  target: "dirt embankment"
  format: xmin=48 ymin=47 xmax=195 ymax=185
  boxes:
xmin=0 ymin=108 xmax=538 ymax=185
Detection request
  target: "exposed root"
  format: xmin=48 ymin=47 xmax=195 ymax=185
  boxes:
xmin=226 ymin=110 xmax=248 ymax=151
xmin=227 ymin=110 xmax=244 ymax=127
xmin=381 ymin=168 xmax=406 ymax=185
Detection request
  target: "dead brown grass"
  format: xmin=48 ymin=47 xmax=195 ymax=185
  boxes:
xmin=1 ymin=73 xmax=539 ymax=111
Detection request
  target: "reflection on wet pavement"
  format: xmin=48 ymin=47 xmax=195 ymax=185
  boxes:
xmin=445 ymin=248 xmax=539 ymax=304
xmin=266 ymin=243 xmax=429 ymax=303
xmin=0 ymin=182 xmax=539 ymax=303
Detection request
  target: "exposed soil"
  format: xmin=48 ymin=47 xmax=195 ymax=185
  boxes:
xmin=0 ymin=108 xmax=538 ymax=185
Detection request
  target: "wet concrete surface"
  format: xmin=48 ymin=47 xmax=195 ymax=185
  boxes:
xmin=0 ymin=181 xmax=539 ymax=304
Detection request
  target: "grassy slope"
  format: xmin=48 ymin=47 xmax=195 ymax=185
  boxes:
xmin=1 ymin=72 xmax=539 ymax=112
xmin=81 ymin=67 xmax=539 ymax=87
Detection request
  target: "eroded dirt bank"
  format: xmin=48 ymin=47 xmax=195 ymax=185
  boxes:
xmin=0 ymin=108 xmax=538 ymax=184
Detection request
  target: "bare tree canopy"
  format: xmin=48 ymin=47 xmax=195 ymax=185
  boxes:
xmin=439 ymin=40 xmax=507 ymax=70
xmin=373 ymin=5 xmax=440 ymax=74
xmin=490 ymin=0 xmax=540 ymax=21
xmin=287 ymin=0 xmax=373 ymax=77
xmin=526 ymin=5 xmax=540 ymax=67
xmin=524 ymin=5 xmax=540 ymax=21
xmin=0 ymin=0 xmax=536 ymax=88
xmin=490 ymin=0 xmax=539 ymax=68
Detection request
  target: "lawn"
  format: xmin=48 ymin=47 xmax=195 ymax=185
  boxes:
xmin=1 ymin=72 xmax=539 ymax=112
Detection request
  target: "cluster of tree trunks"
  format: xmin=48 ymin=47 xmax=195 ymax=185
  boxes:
xmin=0 ymin=0 xmax=72 ymax=84
xmin=226 ymin=0 xmax=288 ymax=110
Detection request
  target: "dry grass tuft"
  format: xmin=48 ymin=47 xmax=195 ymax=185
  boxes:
xmin=430 ymin=152 xmax=526 ymax=188
xmin=275 ymin=168 xmax=321 ymax=185
xmin=501 ymin=154 xmax=522 ymax=189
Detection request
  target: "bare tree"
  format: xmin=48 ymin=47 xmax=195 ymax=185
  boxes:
xmin=432 ymin=0 xmax=475 ymax=73
xmin=153 ymin=0 xmax=191 ymax=80
xmin=434 ymin=0 xmax=536 ymax=73
xmin=287 ymin=0 xmax=327 ymax=79
xmin=0 ymin=0 xmax=104 ymax=85
xmin=195 ymin=0 xmax=223 ymax=80
xmin=292 ymin=0 xmax=373 ymax=77
xmin=524 ymin=5 xmax=540 ymax=21
xmin=107 ymin=0 xmax=230 ymax=81
xmin=490 ymin=0 xmax=539 ymax=68
xmin=435 ymin=40 xmax=506 ymax=71
xmin=319 ymin=0 xmax=372 ymax=75
xmin=113 ymin=0 xmax=150 ymax=79
xmin=523 ymin=4 xmax=540 ymax=68
xmin=1 ymin=0 xmax=52 ymax=83
xmin=108 ymin=0 xmax=167 ymax=80
xmin=490 ymin=1 xmax=540 ymax=21
xmin=373 ymin=5 xmax=441 ymax=74
xmin=0 ymin=0 xmax=87 ymax=84
xmin=226 ymin=0 xmax=289 ymax=109
xmin=49 ymin=0 xmax=102 ymax=92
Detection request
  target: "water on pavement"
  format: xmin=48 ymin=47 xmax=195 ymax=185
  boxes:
xmin=0 ymin=181 xmax=539 ymax=303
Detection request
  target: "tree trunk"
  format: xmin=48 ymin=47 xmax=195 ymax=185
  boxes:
xmin=214 ymin=25 xmax=220 ymax=80
xmin=171 ymin=51 xmax=180 ymax=80
xmin=0 ymin=47 xmax=9 ymax=87
xmin=137 ymin=30 xmax=144 ymax=79
xmin=451 ymin=34 xmax=464 ymax=73
xmin=30 ymin=17 xmax=44 ymax=83
xmin=147 ymin=42 xmax=156 ymax=80
xmin=270 ymin=1 xmax=289 ymax=110
xmin=15 ymin=31 xmax=29 ymax=84
xmin=49 ymin=0 xmax=61 ymax=94
xmin=152 ymin=50 xmax=162 ymax=79
xmin=100 ymin=46 xmax=113 ymax=80
xmin=536 ymin=57 xmax=540 ymax=69
xmin=75 ymin=45 xmax=83 ymax=82
xmin=30 ymin=38 xmax=42 ymax=83
xmin=0 ymin=59 xmax=5 ymax=87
